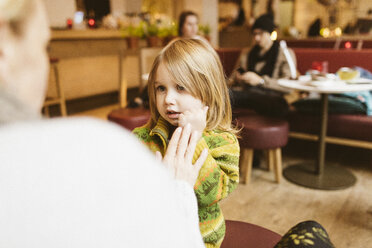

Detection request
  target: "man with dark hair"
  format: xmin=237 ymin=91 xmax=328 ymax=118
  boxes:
xmin=229 ymin=14 xmax=296 ymax=117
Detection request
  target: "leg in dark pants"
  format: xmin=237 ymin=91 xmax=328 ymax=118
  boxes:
xmin=275 ymin=220 xmax=335 ymax=248
xmin=230 ymin=86 xmax=289 ymax=117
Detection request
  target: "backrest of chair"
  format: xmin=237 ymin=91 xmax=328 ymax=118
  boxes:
xmin=221 ymin=220 xmax=282 ymax=248
xmin=293 ymin=48 xmax=372 ymax=74
xmin=215 ymin=48 xmax=243 ymax=78
xmin=139 ymin=47 xmax=163 ymax=91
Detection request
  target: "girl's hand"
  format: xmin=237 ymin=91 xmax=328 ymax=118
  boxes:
xmin=156 ymin=124 xmax=208 ymax=187
xmin=178 ymin=106 xmax=208 ymax=140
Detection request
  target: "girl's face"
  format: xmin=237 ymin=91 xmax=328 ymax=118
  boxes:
xmin=182 ymin=15 xmax=199 ymax=38
xmin=154 ymin=62 xmax=204 ymax=127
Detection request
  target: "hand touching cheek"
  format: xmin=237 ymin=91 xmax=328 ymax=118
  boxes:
xmin=179 ymin=106 xmax=208 ymax=140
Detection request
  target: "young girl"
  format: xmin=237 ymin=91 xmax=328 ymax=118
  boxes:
xmin=133 ymin=38 xmax=240 ymax=248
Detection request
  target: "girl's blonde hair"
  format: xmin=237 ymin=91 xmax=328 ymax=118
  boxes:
xmin=147 ymin=38 xmax=237 ymax=133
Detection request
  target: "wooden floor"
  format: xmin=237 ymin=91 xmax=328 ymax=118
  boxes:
xmin=71 ymin=105 xmax=372 ymax=248
xmin=71 ymin=104 xmax=120 ymax=120
xmin=220 ymin=158 xmax=372 ymax=248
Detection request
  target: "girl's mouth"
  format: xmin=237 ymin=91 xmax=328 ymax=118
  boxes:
xmin=166 ymin=110 xmax=180 ymax=119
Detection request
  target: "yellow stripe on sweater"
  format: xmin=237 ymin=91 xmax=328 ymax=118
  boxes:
xmin=199 ymin=213 xmax=224 ymax=235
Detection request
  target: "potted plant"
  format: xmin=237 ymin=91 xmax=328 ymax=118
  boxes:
xmin=146 ymin=22 xmax=162 ymax=47
xmin=199 ymin=24 xmax=211 ymax=42
xmin=161 ymin=22 xmax=178 ymax=46
xmin=121 ymin=22 xmax=145 ymax=49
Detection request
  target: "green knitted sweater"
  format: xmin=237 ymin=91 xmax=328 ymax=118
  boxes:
xmin=133 ymin=117 xmax=240 ymax=248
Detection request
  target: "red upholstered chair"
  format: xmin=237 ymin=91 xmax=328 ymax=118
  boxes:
xmin=215 ymin=48 xmax=242 ymax=77
xmin=234 ymin=110 xmax=289 ymax=184
xmin=108 ymin=107 xmax=150 ymax=131
xmin=221 ymin=220 xmax=282 ymax=248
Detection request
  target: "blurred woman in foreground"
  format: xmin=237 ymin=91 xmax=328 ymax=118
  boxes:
xmin=0 ymin=1 xmax=205 ymax=247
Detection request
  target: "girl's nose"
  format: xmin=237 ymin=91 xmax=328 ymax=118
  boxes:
xmin=165 ymin=90 xmax=176 ymax=104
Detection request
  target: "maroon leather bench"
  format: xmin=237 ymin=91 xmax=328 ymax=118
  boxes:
xmin=285 ymin=38 xmax=372 ymax=49
xmin=286 ymin=39 xmax=336 ymax=49
xmin=289 ymin=49 xmax=372 ymax=151
xmin=293 ymin=48 xmax=372 ymax=74
xmin=288 ymin=112 xmax=372 ymax=142
xmin=288 ymin=111 xmax=372 ymax=149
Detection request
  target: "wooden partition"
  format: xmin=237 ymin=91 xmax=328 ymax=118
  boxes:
xmin=48 ymin=29 xmax=145 ymax=101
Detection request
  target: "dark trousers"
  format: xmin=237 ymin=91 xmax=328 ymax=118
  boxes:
xmin=230 ymin=85 xmax=289 ymax=117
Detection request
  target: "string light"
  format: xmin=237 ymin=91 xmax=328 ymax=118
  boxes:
xmin=320 ymin=28 xmax=330 ymax=38
xmin=88 ymin=18 xmax=95 ymax=28
xmin=344 ymin=41 xmax=352 ymax=49
xmin=334 ymin=27 xmax=342 ymax=36
xmin=270 ymin=30 xmax=277 ymax=40
xmin=66 ymin=18 xmax=73 ymax=29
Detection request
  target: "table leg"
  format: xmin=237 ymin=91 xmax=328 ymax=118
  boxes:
xmin=317 ymin=94 xmax=328 ymax=175
xmin=119 ymin=50 xmax=127 ymax=108
xmin=283 ymin=94 xmax=356 ymax=190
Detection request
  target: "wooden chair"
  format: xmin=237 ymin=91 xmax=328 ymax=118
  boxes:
xmin=43 ymin=58 xmax=67 ymax=116
xmin=138 ymin=47 xmax=163 ymax=92
xmin=113 ymin=48 xmax=160 ymax=130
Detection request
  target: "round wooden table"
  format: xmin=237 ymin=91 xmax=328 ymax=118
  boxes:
xmin=278 ymin=78 xmax=372 ymax=190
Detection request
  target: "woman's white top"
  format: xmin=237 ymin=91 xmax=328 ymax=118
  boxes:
xmin=0 ymin=117 xmax=204 ymax=248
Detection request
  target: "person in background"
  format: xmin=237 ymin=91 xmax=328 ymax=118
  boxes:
xmin=133 ymin=38 xmax=240 ymax=248
xmin=128 ymin=10 xmax=209 ymax=109
xmin=231 ymin=3 xmax=246 ymax=26
xmin=178 ymin=10 xmax=209 ymax=42
xmin=308 ymin=18 xmax=321 ymax=37
xmin=0 ymin=0 xmax=206 ymax=247
xmin=178 ymin=10 xmax=199 ymax=38
xmin=230 ymin=13 xmax=297 ymax=117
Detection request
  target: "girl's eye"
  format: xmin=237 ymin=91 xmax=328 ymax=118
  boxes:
xmin=156 ymin=85 xmax=165 ymax=92
xmin=176 ymin=85 xmax=185 ymax=91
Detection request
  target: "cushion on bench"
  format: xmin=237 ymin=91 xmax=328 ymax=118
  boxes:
xmin=293 ymin=48 xmax=372 ymax=74
xmin=288 ymin=111 xmax=372 ymax=142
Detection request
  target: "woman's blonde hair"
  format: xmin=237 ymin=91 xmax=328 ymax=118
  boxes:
xmin=0 ymin=0 xmax=34 ymax=36
xmin=147 ymin=38 xmax=237 ymax=133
